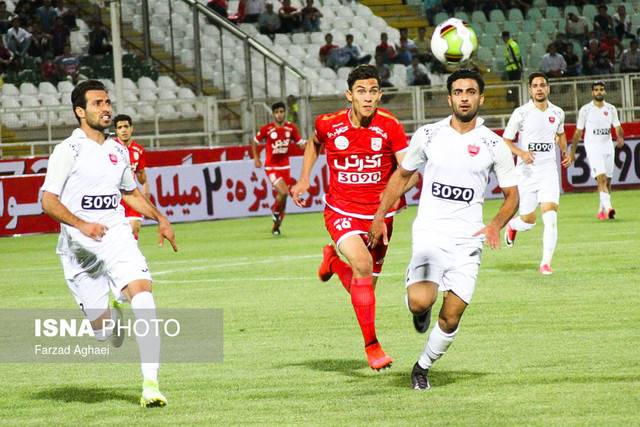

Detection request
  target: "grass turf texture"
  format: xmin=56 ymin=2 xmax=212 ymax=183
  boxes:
xmin=1 ymin=190 xmax=639 ymax=425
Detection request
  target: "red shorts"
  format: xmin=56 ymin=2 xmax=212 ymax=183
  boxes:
xmin=122 ymin=200 xmax=143 ymax=220
xmin=266 ymin=168 xmax=293 ymax=187
xmin=323 ymin=207 xmax=394 ymax=276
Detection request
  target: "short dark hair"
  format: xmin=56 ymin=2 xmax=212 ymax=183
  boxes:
xmin=528 ymin=72 xmax=548 ymax=85
xmin=347 ymin=64 xmax=381 ymax=91
xmin=113 ymin=114 xmax=132 ymax=127
xmin=591 ymin=80 xmax=606 ymax=90
xmin=71 ymin=79 xmax=107 ymax=123
xmin=501 ymin=31 xmax=510 ymax=38
xmin=271 ymin=101 xmax=286 ymax=111
xmin=446 ymin=69 xmax=485 ymax=94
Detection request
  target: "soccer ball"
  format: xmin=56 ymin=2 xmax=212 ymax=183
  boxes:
xmin=431 ymin=18 xmax=478 ymax=66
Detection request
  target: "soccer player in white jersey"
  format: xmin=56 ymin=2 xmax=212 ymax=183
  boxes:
xmin=369 ymin=69 xmax=519 ymax=390
xmin=570 ymin=81 xmax=624 ymax=220
xmin=502 ymin=72 xmax=572 ymax=275
xmin=41 ymin=80 xmax=178 ymax=408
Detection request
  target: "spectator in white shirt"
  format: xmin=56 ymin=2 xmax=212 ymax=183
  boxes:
xmin=6 ymin=17 xmax=31 ymax=56
xmin=541 ymin=42 xmax=566 ymax=77
xmin=613 ymin=5 xmax=634 ymax=40
xmin=620 ymin=40 xmax=640 ymax=73
xmin=244 ymin=0 xmax=265 ymax=23
xmin=406 ymin=56 xmax=431 ymax=86
xmin=565 ymin=12 xmax=589 ymax=44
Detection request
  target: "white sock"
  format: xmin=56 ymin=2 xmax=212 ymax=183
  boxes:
xmin=131 ymin=291 xmax=160 ymax=384
xmin=509 ymin=216 xmax=535 ymax=232
xmin=92 ymin=307 xmax=119 ymax=341
xmin=418 ymin=322 xmax=457 ymax=370
xmin=541 ymin=211 xmax=557 ymax=266
xmin=600 ymin=192 xmax=612 ymax=211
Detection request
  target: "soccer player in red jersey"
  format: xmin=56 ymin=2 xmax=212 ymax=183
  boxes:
xmin=114 ymin=114 xmax=151 ymax=240
xmin=292 ymin=65 xmax=415 ymax=370
xmin=251 ymin=101 xmax=305 ymax=235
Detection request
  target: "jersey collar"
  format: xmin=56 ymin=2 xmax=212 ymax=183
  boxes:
xmin=445 ymin=115 xmax=485 ymax=130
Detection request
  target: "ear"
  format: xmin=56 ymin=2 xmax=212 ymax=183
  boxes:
xmin=447 ymin=94 xmax=452 ymax=108
xmin=479 ymin=94 xmax=485 ymax=106
xmin=345 ymin=89 xmax=353 ymax=103
xmin=74 ymin=105 xmax=85 ymax=120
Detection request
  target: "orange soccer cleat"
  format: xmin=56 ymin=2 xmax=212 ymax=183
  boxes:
xmin=365 ymin=341 xmax=393 ymax=371
xmin=597 ymin=210 xmax=606 ymax=221
xmin=318 ymin=244 xmax=338 ymax=282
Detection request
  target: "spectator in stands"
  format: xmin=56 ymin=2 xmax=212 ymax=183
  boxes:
xmin=582 ymin=39 xmax=613 ymax=75
xmin=88 ymin=20 xmax=111 ymax=55
xmin=374 ymin=54 xmax=392 ymax=87
xmin=27 ymin=19 xmax=51 ymax=57
xmin=6 ymin=16 xmax=31 ymax=57
xmin=440 ymin=0 xmax=456 ymax=15
xmin=563 ymin=43 xmax=581 ymax=77
xmin=599 ymin=32 xmax=622 ymax=64
xmin=507 ymin=0 xmax=529 ymax=15
xmin=613 ymin=5 xmax=634 ymax=41
xmin=327 ymin=34 xmax=371 ymax=70
xmin=50 ymin=16 xmax=69 ymax=56
xmin=40 ymin=52 xmax=57 ymax=83
xmin=278 ymin=0 xmax=299 ymax=33
xmin=207 ymin=0 xmax=228 ymax=19
xmin=0 ymin=35 xmax=17 ymax=73
xmin=414 ymin=27 xmax=432 ymax=64
xmin=406 ymin=56 xmax=430 ymax=86
xmin=35 ymin=0 xmax=56 ymax=32
xmin=593 ymin=4 xmax=614 ymax=37
xmin=318 ymin=32 xmax=338 ymax=66
xmin=286 ymin=95 xmax=299 ymax=124
xmin=257 ymin=3 xmax=280 ymax=41
xmin=300 ymin=0 xmax=322 ymax=33
xmin=375 ymin=32 xmax=396 ymax=64
xmin=620 ymin=40 xmax=640 ymax=73
xmin=243 ymin=0 xmax=265 ymax=23
xmin=54 ymin=0 xmax=77 ymax=30
xmin=14 ymin=1 xmax=34 ymax=26
xmin=0 ymin=1 xmax=14 ymax=34
xmin=565 ymin=12 xmax=589 ymax=44
xmin=423 ymin=0 xmax=442 ymax=26
xmin=56 ymin=43 xmax=80 ymax=83
xmin=541 ymin=43 xmax=566 ymax=77
xmin=481 ymin=0 xmax=506 ymax=20
xmin=394 ymin=28 xmax=415 ymax=66
xmin=501 ymin=31 xmax=522 ymax=81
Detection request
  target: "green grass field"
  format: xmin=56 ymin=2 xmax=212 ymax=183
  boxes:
xmin=1 ymin=190 xmax=639 ymax=425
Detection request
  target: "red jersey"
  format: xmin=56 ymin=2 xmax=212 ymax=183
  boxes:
xmin=315 ymin=108 xmax=407 ymax=218
xmin=116 ymin=138 xmax=146 ymax=177
xmin=254 ymin=121 xmax=303 ymax=170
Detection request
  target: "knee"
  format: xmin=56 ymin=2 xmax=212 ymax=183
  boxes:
xmin=350 ymin=256 xmax=373 ymax=277
xmin=521 ymin=213 xmax=536 ymax=224
xmin=408 ymin=293 xmax=433 ymax=314
xmin=438 ymin=313 xmax=460 ymax=333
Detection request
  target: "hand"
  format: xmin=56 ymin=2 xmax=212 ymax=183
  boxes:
xmin=78 ymin=222 xmax=108 ymax=241
xmin=254 ymin=158 xmax=262 ymax=168
xmin=367 ymin=216 xmax=387 ymax=249
xmin=290 ymin=179 xmax=310 ymax=207
xmin=565 ymin=150 xmax=575 ymax=165
xmin=616 ymin=137 xmax=624 ymax=148
xmin=157 ymin=218 xmax=178 ymax=252
xmin=561 ymin=150 xmax=572 ymax=168
xmin=519 ymin=149 xmax=535 ymax=165
xmin=473 ymin=223 xmax=500 ymax=249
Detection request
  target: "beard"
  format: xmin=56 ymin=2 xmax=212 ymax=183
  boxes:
xmin=86 ymin=115 xmax=110 ymax=131
xmin=453 ymin=106 xmax=478 ymax=123
xmin=594 ymin=95 xmax=605 ymax=101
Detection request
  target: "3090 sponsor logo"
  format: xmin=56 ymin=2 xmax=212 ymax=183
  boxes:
xmin=81 ymin=194 xmax=119 ymax=210
xmin=592 ymin=128 xmax=610 ymax=136
xmin=337 ymin=171 xmax=381 ymax=184
xmin=431 ymin=182 xmax=474 ymax=203
xmin=528 ymin=142 xmax=553 ymax=152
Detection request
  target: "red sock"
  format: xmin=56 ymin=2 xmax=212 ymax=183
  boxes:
xmin=350 ymin=276 xmax=377 ymax=347
xmin=330 ymin=257 xmax=353 ymax=292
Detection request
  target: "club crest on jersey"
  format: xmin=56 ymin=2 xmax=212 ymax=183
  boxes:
xmin=270 ymin=131 xmax=278 ymax=139
xmin=548 ymin=116 xmax=555 ymax=123
xmin=604 ymin=111 xmax=608 ymax=116
xmin=108 ymin=153 xmax=118 ymax=165
xmin=334 ymin=135 xmax=349 ymax=150
xmin=285 ymin=131 xmax=291 ymax=138
xmin=467 ymin=144 xmax=480 ymax=156
xmin=371 ymin=137 xmax=382 ymax=151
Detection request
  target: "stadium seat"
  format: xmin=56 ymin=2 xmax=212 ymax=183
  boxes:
xmin=483 ymin=21 xmax=501 ymax=36
xmin=38 ymin=82 xmax=59 ymax=99
xmin=532 ymin=0 xmax=546 ymax=7
xmin=527 ymin=7 xmax=543 ymax=21
xmin=1 ymin=83 xmax=19 ymax=97
xmin=434 ymin=12 xmax=448 ymax=25
xmin=318 ymin=67 xmax=337 ymax=80
xmin=545 ymin=6 xmax=561 ymax=21
xmin=41 ymin=95 xmax=60 ymax=106
xmin=1 ymin=113 xmax=22 ymax=128
xmin=540 ymin=19 xmax=557 ymax=33
xmin=582 ymin=4 xmax=597 ymax=20
xmin=274 ymin=34 xmax=291 ymax=46
xmin=508 ymin=8 xmax=524 ymax=22
xmin=1 ymin=96 xmax=20 ymax=108
xmin=523 ymin=20 xmax=537 ymax=34
xmin=157 ymin=104 xmax=177 ymax=119
xmin=292 ymin=33 xmax=307 ymax=45
xmin=454 ymin=12 xmax=469 ymax=22
xmin=489 ymin=9 xmax=506 ymax=22
xmin=159 ymin=88 xmax=177 ymax=100
xmin=471 ymin=10 xmax=487 ymax=24
xmin=138 ymin=76 xmax=158 ymax=93
xmin=504 ymin=21 xmax=519 ymax=35
xmin=19 ymin=82 xmax=39 ymax=97
xmin=179 ymin=103 xmax=200 ymax=119
xmin=563 ymin=5 xmax=580 ymax=18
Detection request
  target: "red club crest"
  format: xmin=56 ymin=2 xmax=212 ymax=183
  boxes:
xmin=548 ymin=116 xmax=555 ymax=123
xmin=468 ymin=144 xmax=480 ymax=156
xmin=109 ymin=153 xmax=118 ymax=165
xmin=604 ymin=111 xmax=609 ymax=116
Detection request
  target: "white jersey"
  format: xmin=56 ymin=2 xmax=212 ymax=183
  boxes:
xmin=402 ymin=116 xmax=518 ymax=241
xmin=41 ymin=128 xmax=136 ymax=254
xmin=576 ymin=101 xmax=620 ymax=147
xmin=503 ymin=100 xmax=565 ymax=170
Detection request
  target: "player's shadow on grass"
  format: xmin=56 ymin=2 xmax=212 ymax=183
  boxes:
xmin=491 ymin=262 xmax=537 ymax=272
xmin=287 ymin=359 xmax=487 ymax=389
xmin=32 ymin=386 xmax=137 ymax=404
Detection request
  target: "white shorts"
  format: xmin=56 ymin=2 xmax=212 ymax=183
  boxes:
xmin=405 ymin=237 xmax=482 ymax=304
xmin=60 ymin=223 xmax=152 ymax=319
xmin=517 ymin=165 xmax=560 ymax=214
xmin=585 ymin=144 xmax=614 ymax=178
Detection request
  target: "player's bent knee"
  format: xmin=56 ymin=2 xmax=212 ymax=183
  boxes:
xmin=438 ymin=314 xmax=460 ymax=334
xmin=123 ymin=279 xmax=153 ymax=301
xmin=350 ymin=257 xmax=373 ymax=277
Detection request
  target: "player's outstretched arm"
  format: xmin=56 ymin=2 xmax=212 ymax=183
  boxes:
xmin=42 ymin=191 xmax=108 ymax=241
xmin=250 ymin=139 xmax=262 ymax=168
xmin=504 ymin=137 xmax=534 ymax=164
xmin=569 ymin=128 xmax=583 ymax=162
xmin=615 ymin=125 xmax=624 ymax=148
xmin=368 ymin=166 xmax=416 ymax=248
xmin=473 ymin=185 xmax=519 ymax=249
xmin=122 ymin=189 xmax=178 ymax=251
xmin=291 ymin=135 xmax=321 ymax=207
xmin=557 ymin=133 xmax=572 ymax=167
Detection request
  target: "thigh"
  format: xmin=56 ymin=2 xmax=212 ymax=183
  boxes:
xmin=405 ymin=239 xmax=449 ymax=288
xmin=440 ymin=243 xmax=481 ymax=304
xmin=535 ymin=169 xmax=560 ymax=205
xmin=518 ymin=184 xmax=539 ymax=215
xmin=61 ymin=254 xmax=110 ymax=321
xmin=585 ymin=145 xmax=608 ymax=179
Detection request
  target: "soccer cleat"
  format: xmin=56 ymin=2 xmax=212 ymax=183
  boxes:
xmin=318 ymin=244 xmax=338 ymax=282
xmin=140 ymin=380 xmax=167 ymax=408
xmin=504 ymin=224 xmax=517 ymax=247
xmin=411 ymin=362 xmax=431 ymax=391
xmin=412 ymin=307 xmax=432 ymax=334
xmin=607 ymin=208 xmax=616 ymax=219
xmin=271 ymin=213 xmax=281 ymax=236
xmin=110 ymin=300 xmax=125 ymax=348
xmin=365 ymin=341 xmax=393 ymax=370
xmin=597 ymin=210 xmax=606 ymax=221
xmin=539 ymin=264 xmax=553 ymax=275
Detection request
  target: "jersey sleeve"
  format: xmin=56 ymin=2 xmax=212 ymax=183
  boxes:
xmin=493 ymin=139 xmax=518 ymax=188
xmin=314 ymin=115 xmax=327 ymax=145
xmin=556 ymin=109 xmax=565 ymax=135
xmin=120 ymin=165 xmax=136 ymax=191
xmin=291 ymin=124 xmax=304 ymax=144
xmin=41 ymin=142 xmax=75 ymax=195
xmin=137 ymin=145 xmax=147 ymax=170
xmin=502 ymin=110 xmax=521 ymax=140
xmin=576 ymin=106 xmax=586 ymax=130
xmin=611 ymin=106 xmax=621 ymax=127
xmin=254 ymin=125 xmax=266 ymax=144
xmin=401 ymin=128 xmax=428 ymax=171
xmin=390 ymin=119 xmax=408 ymax=153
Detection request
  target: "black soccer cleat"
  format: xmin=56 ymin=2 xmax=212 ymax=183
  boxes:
xmin=412 ymin=307 xmax=432 ymax=334
xmin=271 ymin=213 xmax=281 ymax=236
xmin=411 ymin=362 xmax=431 ymax=391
